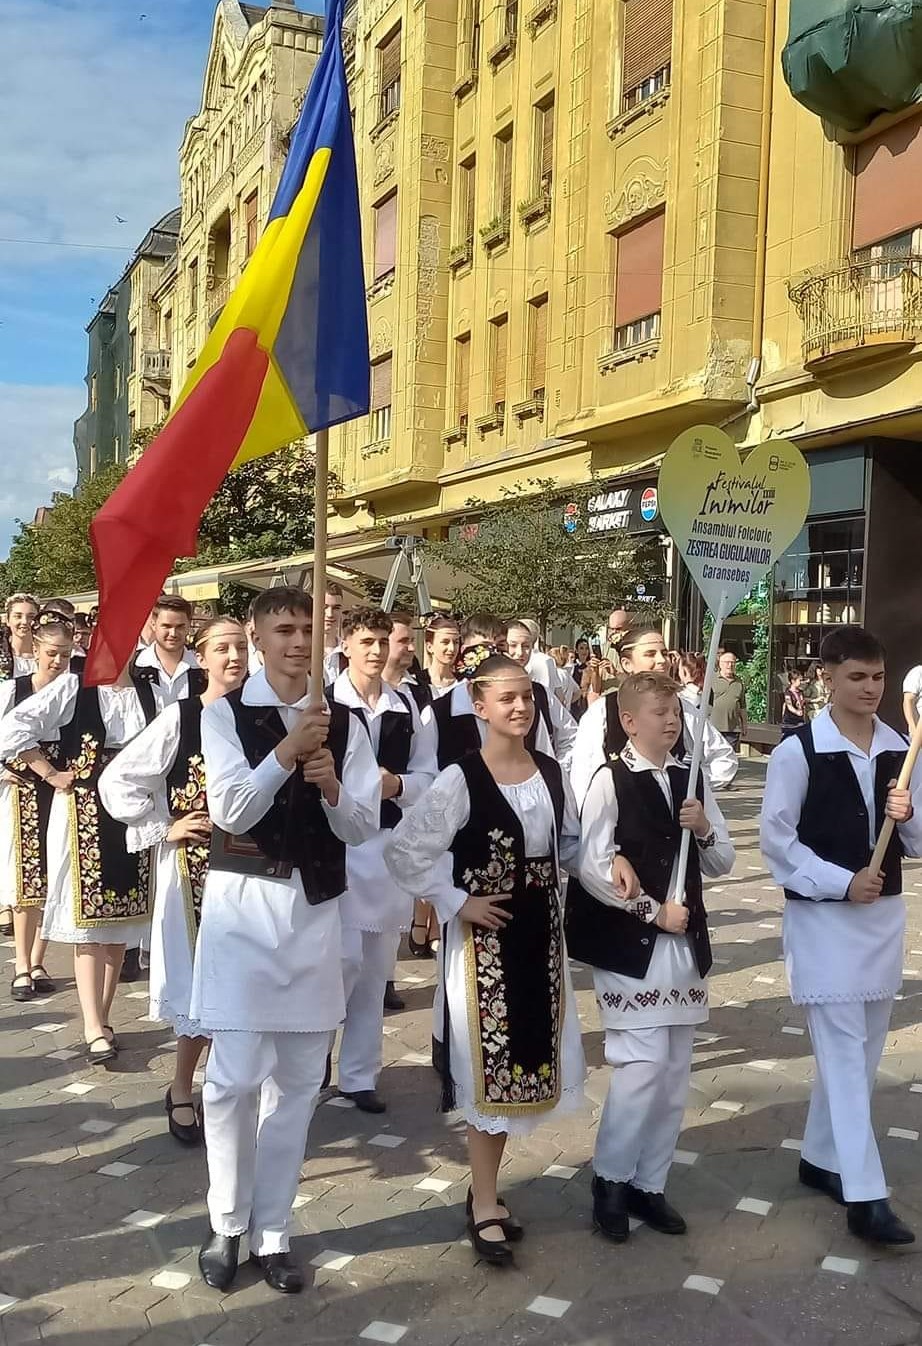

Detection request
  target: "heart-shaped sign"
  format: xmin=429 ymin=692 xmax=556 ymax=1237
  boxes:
xmin=659 ymin=426 xmax=810 ymax=615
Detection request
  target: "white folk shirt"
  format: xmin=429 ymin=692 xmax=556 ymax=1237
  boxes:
xmin=331 ymin=670 xmax=437 ymax=932
xmin=903 ymin=665 xmax=922 ymax=720
xmin=761 ymin=706 xmax=922 ymax=1005
xmin=569 ymin=690 xmax=738 ymax=808
xmin=189 ymin=668 xmax=381 ymax=1033
xmin=134 ymin=643 xmax=198 ymax=711
xmin=426 ymin=677 xmax=576 ymax=770
xmin=577 ymin=746 xmax=735 ymax=1028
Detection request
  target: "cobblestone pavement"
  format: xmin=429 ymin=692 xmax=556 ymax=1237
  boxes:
xmin=4 ymin=761 xmax=922 ymax=1345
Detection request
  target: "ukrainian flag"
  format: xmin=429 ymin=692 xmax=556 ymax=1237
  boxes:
xmin=87 ymin=0 xmax=369 ymax=684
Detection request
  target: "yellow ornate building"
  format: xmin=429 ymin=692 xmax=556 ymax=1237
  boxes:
xmin=169 ymin=0 xmax=324 ymax=393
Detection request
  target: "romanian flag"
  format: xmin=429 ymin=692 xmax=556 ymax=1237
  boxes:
xmin=86 ymin=0 xmax=369 ymax=685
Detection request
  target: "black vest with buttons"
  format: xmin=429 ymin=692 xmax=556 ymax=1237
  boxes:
xmin=785 ymin=722 xmax=905 ymax=901
xmin=565 ymin=759 xmax=711 ymax=979
xmin=335 ymin=687 xmax=413 ymax=829
xmin=224 ymin=690 xmax=351 ymax=905
xmin=433 ymin=681 xmax=555 ymax=770
xmin=604 ymin=691 xmax=687 ymax=763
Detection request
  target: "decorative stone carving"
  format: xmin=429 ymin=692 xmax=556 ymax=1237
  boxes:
xmin=373 ymin=136 xmax=396 ymax=186
xmin=415 ymin=215 xmax=440 ymax=356
xmin=371 ymin=320 xmax=393 ymax=358
xmin=604 ymin=162 xmax=667 ymax=228
xmin=421 ymin=135 xmax=450 ymax=162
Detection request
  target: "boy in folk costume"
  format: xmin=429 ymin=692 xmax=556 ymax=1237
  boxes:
xmin=762 ymin=626 xmax=922 ymax=1246
xmin=329 ymin=608 xmax=436 ymax=1111
xmin=191 ymin=589 xmax=380 ymax=1295
xmin=567 ymin=672 xmax=734 ymax=1241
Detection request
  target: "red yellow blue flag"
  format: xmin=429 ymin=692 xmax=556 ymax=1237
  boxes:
xmin=86 ymin=0 xmax=368 ymax=684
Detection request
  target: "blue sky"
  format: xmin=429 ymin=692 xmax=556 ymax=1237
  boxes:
xmin=0 ymin=0 xmax=320 ymax=557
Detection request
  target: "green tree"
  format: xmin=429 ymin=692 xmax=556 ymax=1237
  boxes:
xmin=427 ymin=478 xmax=666 ymax=638
xmin=1 ymin=461 xmax=128 ymax=597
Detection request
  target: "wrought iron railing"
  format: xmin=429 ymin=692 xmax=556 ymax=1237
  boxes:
xmin=789 ymin=255 xmax=922 ymax=364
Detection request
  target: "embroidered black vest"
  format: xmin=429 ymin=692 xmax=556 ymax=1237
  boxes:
xmin=604 ymin=691 xmax=687 ymax=762
xmin=565 ymin=759 xmax=711 ymax=979
xmin=434 ymin=682 xmax=555 ymax=770
xmin=130 ymin=657 xmax=207 ymax=722
xmin=225 ymin=690 xmax=351 ymax=904
xmin=333 ymin=687 xmax=413 ymax=829
xmin=785 ymin=722 xmax=905 ymax=901
xmin=58 ymin=676 xmax=157 ymax=783
xmin=450 ymin=750 xmax=565 ymax=896
xmin=166 ymin=698 xmax=205 ymax=814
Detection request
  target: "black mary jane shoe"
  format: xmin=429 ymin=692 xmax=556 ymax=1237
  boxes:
xmin=407 ymin=922 xmax=432 ymax=958
xmin=166 ymin=1087 xmax=203 ymax=1146
xmin=103 ymin=1025 xmax=119 ymax=1051
xmin=86 ymin=1035 xmax=118 ymax=1065
xmin=29 ymin=965 xmax=56 ymax=995
xmin=0 ymin=907 xmax=13 ymax=937
xmin=591 ymin=1175 xmax=630 ymax=1243
xmin=383 ymin=980 xmax=405 ymax=1012
xmin=199 ymin=1230 xmax=240 ymax=1290
xmin=467 ymin=1213 xmax=514 ymax=1266
xmin=466 ymin=1188 xmax=524 ymax=1242
xmin=250 ymin=1251 xmax=304 ymax=1294
xmin=626 ymin=1186 xmax=687 ymax=1235
xmin=11 ymin=972 xmax=35 ymax=1003
xmin=799 ymin=1157 xmax=845 ymax=1206
xmin=847 ymin=1198 xmax=916 ymax=1246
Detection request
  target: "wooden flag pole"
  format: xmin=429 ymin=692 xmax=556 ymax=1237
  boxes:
xmin=310 ymin=427 xmax=330 ymax=707
xmin=673 ymin=589 xmax=730 ymax=907
xmin=868 ymin=711 xmax=922 ymax=876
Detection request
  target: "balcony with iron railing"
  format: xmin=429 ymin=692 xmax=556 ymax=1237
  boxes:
xmin=788 ymin=254 xmax=922 ymax=371
xmin=206 ymin=277 xmax=229 ymax=320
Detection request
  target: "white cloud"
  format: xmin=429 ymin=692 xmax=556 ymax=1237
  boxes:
xmin=0 ymin=384 xmax=82 ymax=551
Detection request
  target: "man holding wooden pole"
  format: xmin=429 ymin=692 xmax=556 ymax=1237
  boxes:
xmin=761 ymin=626 xmax=922 ymax=1246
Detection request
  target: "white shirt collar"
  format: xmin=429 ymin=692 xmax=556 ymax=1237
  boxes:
xmin=333 ymin=669 xmax=409 ymax=716
xmin=241 ymin=667 xmax=312 ymax=711
xmin=810 ymin=705 xmax=908 ymax=760
xmin=135 ymin=643 xmax=196 ymax=676
xmin=620 ymin=742 xmax=681 ymax=774
xmin=450 ymin=680 xmax=475 ymax=717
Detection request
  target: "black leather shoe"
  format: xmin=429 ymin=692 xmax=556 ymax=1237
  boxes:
xmin=166 ymin=1088 xmax=202 ymax=1145
xmin=0 ymin=907 xmax=13 ymax=937
xmin=467 ymin=1214 xmax=514 ymax=1266
xmin=847 ymin=1199 xmax=916 ymax=1246
xmin=591 ymin=1175 xmax=630 ymax=1243
xmin=10 ymin=973 xmax=34 ymax=1003
xmin=431 ymin=1034 xmax=445 ymax=1077
xmin=383 ymin=981 xmax=405 ymax=1012
xmin=799 ymin=1157 xmax=845 ymax=1206
xmin=198 ymin=1230 xmax=240 ymax=1290
xmin=466 ymin=1188 xmax=524 ymax=1242
xmin=626 ymin=1186 xmax=687 ymax=1235
xmin=250 ymin=1251 xmax=304 ymax=1293
xmin=119 ymin=947 xmax=143 ymax=983
xmin=339 ymin=1089 xmax=386 ymax=1113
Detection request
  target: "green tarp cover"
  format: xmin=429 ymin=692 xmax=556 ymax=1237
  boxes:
xmin=782 ymin=0 xmax=922 ymax=130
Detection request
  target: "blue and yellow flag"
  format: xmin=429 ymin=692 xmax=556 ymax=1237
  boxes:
xmin=88 ymin=0 xmax=369 ymax=683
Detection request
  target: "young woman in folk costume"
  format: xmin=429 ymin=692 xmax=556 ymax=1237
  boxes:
xmin=5 ymin=615 xmax=76 ymax=1001
xmin=0 ymin=654 xmax=157 ymax=1062
xmin=0 ymin=593 xmax=40 ymax=940
xmin=99 ymin=619 xmax=249 ymax=1142
xmin=385 ymin=654 xmax=585 ymax=1265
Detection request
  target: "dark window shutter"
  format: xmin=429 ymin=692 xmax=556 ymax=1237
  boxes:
xmin=374 ymin=194 xmax=397 ymax=278
xmin=371 ymin=355 xmax=393 ymax=410
xmin=853 ymin=115 xmax=922 ymax=249
xmin=492 ymin=316 xmax=508 ymax=405
xmin=455 ymin=335 xmax=471 ymax=418
xmin=615 ymin=211 xmax=665 ymax=328
xmin=622 ymin=0 xmax=671 ymax=96
xmin=540 ymin=100 xmax=554 ymax=186
xmin=529 ymin=296 xmax=548 ymax=394
xmin=379 ymin=29 xmax=401 ymax=89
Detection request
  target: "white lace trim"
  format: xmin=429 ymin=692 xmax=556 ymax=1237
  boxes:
xmin=149 ymin=999 xmax=209 ymax=1040
xmin=792 ymin=988 xmax=896 ymax=1005
xmin=453 ymin=1082 xmax=585 ymax=1137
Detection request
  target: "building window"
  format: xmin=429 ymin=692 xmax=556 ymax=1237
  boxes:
xmin=526 ymin=294 xmax=548 ymax=397
xmin=612 ymin=210 xmax=665 ymax=350
xmin=163 ymin=309 xmax=173 ymax=347
xmin=852 ymin=116 xmax=922 ymax=253
xmin=90 ymin=373 xmax=97 ymax=412
xmin=454 ymin=332 xmax=471 ymax=424
xmin=493 ymin=127 xmax=513 ymax=225
xmin=459 ymin=157 xmax=476 ymax=244
xmin=620 ymin=0 xmax=672 ymax=112
xmin=461 ymin=0 xmax=481 ymax=73
xmin=490 ymin=314 xmax=509 ymax=410
xmin=370 ymin=354 xmax=393 ymax=441
xmin=114 ymin=365 xmax=121 ymax=397
xmin=244 ymin=191 xmax=259 ymax=259
xmin=128 ymin=329 xmax=136 ymax=375
xmin=504 ymin=0 xmax=519 ymax=35
xmin=378 ymin=26 xmax=401 ymax=121
xmin=189 ymin=257 xmax=199 ymax=316
xmin=534 ymin=96 xmax=554 ymax=196
xmin=373 ymin=193 xmax=397 ymax=281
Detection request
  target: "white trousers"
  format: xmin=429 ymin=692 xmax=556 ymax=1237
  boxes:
xmin=203 ymin=1029 xmax=328 ymax=1255
xmin=594 ymin=1025 xmax=695 ymax=1193
xmin=803 ymin=999 xmax=892 ymax=1202
xmin=431 ymin=936 xmax=445 ymax=1044
xmin=338 ymin=927 xmax=401 ymax=1093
